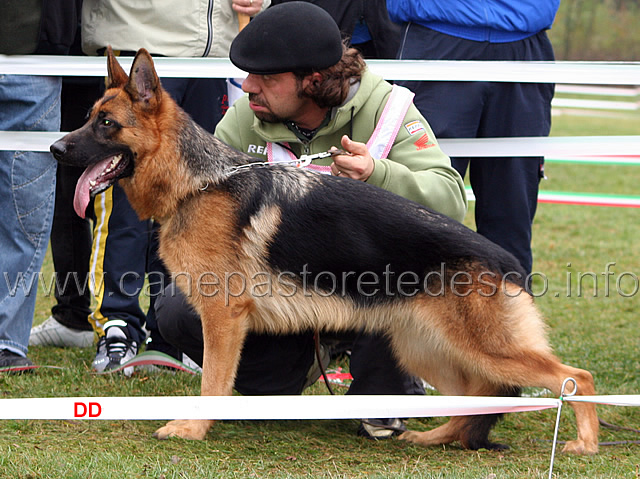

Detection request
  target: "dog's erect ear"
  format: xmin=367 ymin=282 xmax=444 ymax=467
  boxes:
xmin=106 ymin=46 xmax=129 ymax=89
xmin=125 ymin=48 xmax=162 ymax=110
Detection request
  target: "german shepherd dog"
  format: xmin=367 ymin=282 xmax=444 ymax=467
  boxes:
xmin=51 ymin=48 xmax=599 ymax=454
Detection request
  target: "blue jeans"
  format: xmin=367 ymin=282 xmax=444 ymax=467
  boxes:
xmin=0 ymin=74 xmax=60 ymax=356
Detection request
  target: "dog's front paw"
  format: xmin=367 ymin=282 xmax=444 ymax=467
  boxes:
xmin=562 ymin=439 xmax=598 ymax=455
xmin=153 ymin=419 xmax=213 ymax=440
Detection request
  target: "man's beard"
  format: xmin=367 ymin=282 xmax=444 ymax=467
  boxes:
xmin=249 ymin=83 xmax=306 ymax=124
xmin=254 ymin=110 xmax=283 ymax=123
xmin=249 ymin=94 xmax=284 ymax=123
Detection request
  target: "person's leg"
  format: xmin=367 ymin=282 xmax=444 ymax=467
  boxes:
xmin=52 ymin=78 xmax=101 ymax=329
xmin=30 ymin=78 xmax=101 ymax=348
xmin=470 ymin=32 xmax=555 ymax=275
xmin=89 ymin=183 xmax=150 ymax=374
xmin=144 ymin=220 xmax=176 ymax=356
xmin=90 ymin=183 xmax=150 ymax=343
xmin=235 ymin=332 xmax=316 ymax=395
xmin=347 ymin=332 xmax=425 ymax=438
xmin=50 ymin=164 xmax=93 ymax=329
xmin=28 ymin=162 xmax=96 ymax=348
xmin=154 ymin=283 xmax=204 ymax=364
xmin=0 ymin=75 xmax=60 ymax=364
xmin=347 ymin=333 xmax=425 ymax=396
xmin=467 ymin=156 xmax=543 ymax=275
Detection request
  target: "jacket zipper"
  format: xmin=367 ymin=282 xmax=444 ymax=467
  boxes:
xmin=203 ymin=0 xmax=214 ymax=56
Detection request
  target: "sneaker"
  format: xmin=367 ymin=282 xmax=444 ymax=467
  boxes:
xmin=181 ymin=353 xmax=202 ymax=373
xmin=29 ymin=316 xmax=94 ymax=348
xmin=92 ymin=320 xmax=138 ymax=376
xmin=0 ymin=349 xmax=34 ymax=374
xmin=142 ymin=335 xmax=199 ymax=372
xmin=357 ymin=418 xmax=407 ymax=440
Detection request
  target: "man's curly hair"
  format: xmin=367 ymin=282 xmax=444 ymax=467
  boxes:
xmin=293 ymin=42 xmax=366 ymax=109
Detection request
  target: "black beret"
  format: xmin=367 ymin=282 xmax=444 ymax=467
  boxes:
xmin=230 ymin=2 xmax=343 ymax=75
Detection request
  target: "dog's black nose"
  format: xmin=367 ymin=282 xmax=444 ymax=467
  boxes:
xmin=50 ymin=140 xmax=67 ymax=160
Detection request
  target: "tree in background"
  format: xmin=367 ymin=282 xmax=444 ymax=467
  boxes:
xmin=550 ymin=0 xmax=640 ymax=60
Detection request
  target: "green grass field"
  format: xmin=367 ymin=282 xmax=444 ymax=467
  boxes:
xmin=1 ymin=100 xmax=639 ymax=478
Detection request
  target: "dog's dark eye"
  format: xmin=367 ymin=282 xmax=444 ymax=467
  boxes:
xmin=102 ymin=119 xmax=113 ymax=127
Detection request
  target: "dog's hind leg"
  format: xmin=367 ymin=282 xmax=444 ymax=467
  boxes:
xmin=153 ymin=297 xmax=253 ymax=441
xmin=400 ymin=381 xmax=519 ymax=451
xmin=403 ymin=356 xmax=598 ymax=454
xmin=522 ymin=358 xmax=599 ymax=455
xmin=400 ymin=416 xmax=467 ymax=448
xmin=448 ymin=384 xmax=521 ymax=451
xmin=470 ymin=352 xmax=598 ymax=454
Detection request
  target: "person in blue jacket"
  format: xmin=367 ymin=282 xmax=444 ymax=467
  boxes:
xmin=387 ymin=0 xmax=559 ymax=276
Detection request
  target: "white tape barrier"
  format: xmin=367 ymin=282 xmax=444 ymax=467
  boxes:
xmin=1 ymin=130 xmax=638 ymax=159
xmin=556 ymin=84 xmax=640 ymax=97
xmin=565 ymin=395 xmax=640 ymax=407
xmin=0 ymin=395 xmax=560 ymax=421
xmin=2 ymin=55 xmax=640 ymax=85
xmin=440 ymin=136 xmax=640 ymax=158
xmin=0 ymin=55 xmax=246 ymax=80
xmin=552 ymin=98 xmax=638 ymax=111
xmin=0 ymin=131 xmax=60 ymax=152
xmin=1 ymin=394 xmax=639 ymax=421
xmin=4 ymin=131 xmax=638 ymax=207
xmin=366 ymin=60 xmax=640 ymax=85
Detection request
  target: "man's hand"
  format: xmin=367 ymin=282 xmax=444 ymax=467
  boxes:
xmin=330 ymin=135 xmax=375 ymax=181
xmin=232 ymin=0 xmax=263 ymax=16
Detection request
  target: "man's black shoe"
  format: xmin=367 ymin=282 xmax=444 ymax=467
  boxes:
xmin=357 ymin=418 xmax=407 ymax=439
xmin=0 ymin=349 xmax=34 ymax=373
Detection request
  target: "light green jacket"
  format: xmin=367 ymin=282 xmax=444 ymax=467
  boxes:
xmin=215 ymin=69 xmax=467 ymax=221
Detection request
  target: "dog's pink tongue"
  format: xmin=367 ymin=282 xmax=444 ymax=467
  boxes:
xmin=73 ymin=176 xmax=91 ymax=219
xmin=73 ymin=159 xmax=111 ymax=218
